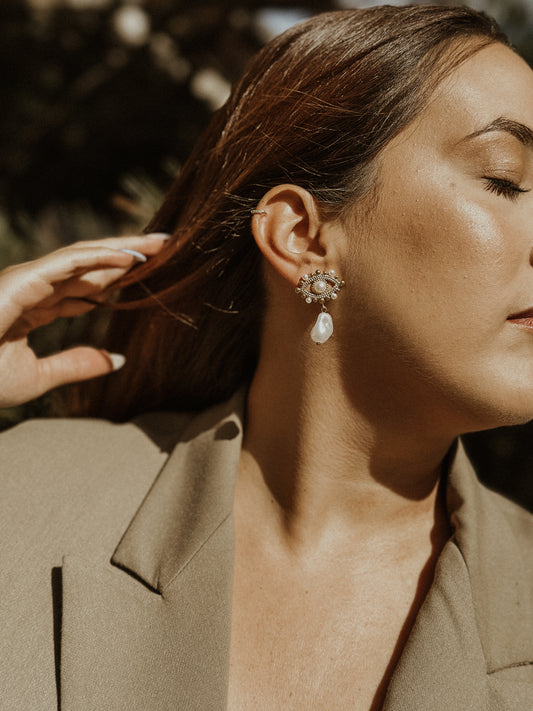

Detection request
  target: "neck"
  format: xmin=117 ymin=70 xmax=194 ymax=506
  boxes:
xmin=237 ymin=324 xmax=455 ymax=553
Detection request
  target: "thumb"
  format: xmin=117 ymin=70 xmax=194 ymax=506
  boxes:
xmin=37 ymin=347 xmax=126 ymax=391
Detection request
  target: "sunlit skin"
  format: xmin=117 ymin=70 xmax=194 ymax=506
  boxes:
xmin=228 ymin=44 xmax=533 ymax=711
xmin=336 ymin=43 xmax=533 ymax=439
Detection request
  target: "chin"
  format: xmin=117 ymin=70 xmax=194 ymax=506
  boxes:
xmin=441 ymin=375 xmax=533 ymax=434
xmin=459 ymin=394 xmax=533 ymax=433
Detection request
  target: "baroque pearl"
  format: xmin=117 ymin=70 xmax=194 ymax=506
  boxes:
xmin=310 ymin=312 xmax=333 ymax=344
xmin=311 ymin=279 xmax=328 ymax=295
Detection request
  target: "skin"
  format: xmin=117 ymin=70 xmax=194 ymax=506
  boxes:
xmin=0 ymin=234 xmax=169 ymax=406
xmin=228 ymin=43 xmax=533 ymax=710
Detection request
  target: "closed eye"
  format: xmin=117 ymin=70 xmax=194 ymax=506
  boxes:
xmin=483 ymin=177 xmax=531 ymax=201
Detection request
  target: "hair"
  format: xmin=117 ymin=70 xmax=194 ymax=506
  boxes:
xmin=69 ymin=4 xmax=509 ymax=420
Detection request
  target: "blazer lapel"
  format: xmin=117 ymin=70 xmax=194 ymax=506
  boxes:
xmin=59 ymin=393 xmax=244 ymax=711
xmin=446 ymin=444 xmax=533 ymax=673
xmin=382 ymin=538 xmax=489 ymax=710
xmin=383 ymin=442 xmax=533 ymax=710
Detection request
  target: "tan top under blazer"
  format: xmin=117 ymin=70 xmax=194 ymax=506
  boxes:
xmin=1 ymin=391 xmax=532 ymax=710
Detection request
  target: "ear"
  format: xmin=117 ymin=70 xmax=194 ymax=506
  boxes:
xmin=251 ymin=184 xmax=333 ymax=286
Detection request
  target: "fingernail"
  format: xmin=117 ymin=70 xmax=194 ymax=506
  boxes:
xmin=120 ymin=248 xmax=147 ymax=262
xmin=145 ymin=232 xmax=172 ymax=240
xmin=108 ymin=353 xmax=126 ymax=371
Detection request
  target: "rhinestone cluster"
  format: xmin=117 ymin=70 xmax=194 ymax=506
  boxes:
xmin=295 ymin=269 xmax=345 ymax=304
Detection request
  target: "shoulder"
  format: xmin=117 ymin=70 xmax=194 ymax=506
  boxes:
xmin=1 ymin=408 xmax=192 ymax=453
xmin=0 ymin=411 xmax=193 ymax=562
xmin=483 ymin=484 xmax=533 ymax=557
xmin=0 ymin=411 xmax=192 ymax=708
xmin=473 ymin=479 xmax=533 ymax=595
xmin=0 ymin=411 xmax=192 ymax=485
xmin=449 ymin=442 xmax=533 ymax=593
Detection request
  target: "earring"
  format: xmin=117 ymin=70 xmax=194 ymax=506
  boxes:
xmin=296 ymin=269 xmax=345 ymax=344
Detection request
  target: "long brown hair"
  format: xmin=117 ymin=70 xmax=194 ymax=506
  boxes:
xmin=71 ymin=5 xmax=508 ymax=420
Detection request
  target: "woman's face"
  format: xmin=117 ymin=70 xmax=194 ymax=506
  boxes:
xmin=335 ymin=43 xmax=533 ymax=434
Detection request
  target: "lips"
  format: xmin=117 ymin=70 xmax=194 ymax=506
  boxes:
xmin=508 ymin=307 xmax=533 ymax=327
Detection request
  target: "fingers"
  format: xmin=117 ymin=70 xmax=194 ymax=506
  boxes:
xmin=0 ymin=234 xmax=168 ymax=407
xmin=44 ymin=233 xmax=172 ymax=305
xmin=33 ymin=232 xmax=170 ymax=282
xmin=5 ymin=298 xmax=98 ymax=340
xmin=0 ymin=343 xmax=126 ymax=408
xmin=36 ymin=346 xmax=126 ymax=393
xmin=0 ymin=233 xmax=170 ymax=333
xmin=40 ymin=233 xmax=171 ymax=300
xmin=68 ymin=233 xmax=170 ymax=254
xmin=5 ymin=232 xmax=170 ymax=284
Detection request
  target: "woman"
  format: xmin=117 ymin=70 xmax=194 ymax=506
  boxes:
xmin=1 ymin=5 xmax=532 ymax=710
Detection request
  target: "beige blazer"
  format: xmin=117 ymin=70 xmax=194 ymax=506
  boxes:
xmin=1 ymin=391 xmax=532 ymax=710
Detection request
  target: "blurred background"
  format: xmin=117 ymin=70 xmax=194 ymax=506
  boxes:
xmin=1 ymin=0 xmax=533 ymax=509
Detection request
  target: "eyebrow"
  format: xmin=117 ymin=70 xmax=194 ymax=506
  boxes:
xmin=463 ymin=117 xmax=533 ymax=147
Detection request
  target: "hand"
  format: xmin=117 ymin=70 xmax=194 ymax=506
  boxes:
xmin=0 ymin=233 xmax=169 ymax=408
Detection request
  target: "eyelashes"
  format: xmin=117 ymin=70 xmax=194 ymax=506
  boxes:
xmin=483 ymin=177 xmax=531 ymax=202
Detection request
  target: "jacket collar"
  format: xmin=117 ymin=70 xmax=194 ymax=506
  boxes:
xmin=110 ymin=391 xmax=245 ymax=594
xmin=59 ymin=392 xmax=244 ymax=711
xmin=383 ymin=440 xmax=533 ymax=709
xmin=446 ymin=441 xmax=533 ymax=672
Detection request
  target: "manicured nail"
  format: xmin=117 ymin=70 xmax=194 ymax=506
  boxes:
xmin=120 ymin=248 xmax=147 ymax=262
xmin=108 ymin=353 xmax=126 ymax=371
xmin=145 ymin=232 xmax=172 ymax=240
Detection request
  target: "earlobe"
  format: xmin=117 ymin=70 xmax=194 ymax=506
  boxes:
xmin=250 ymin=184 xmax=325 ymax=285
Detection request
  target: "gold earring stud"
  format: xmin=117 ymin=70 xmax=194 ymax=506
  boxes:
xmin=295 ymin=269 xmax=345 ymax=344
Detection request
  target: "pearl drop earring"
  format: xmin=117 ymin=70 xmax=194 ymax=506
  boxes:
xmin=295 ymin=269 xmax=345 ymax=344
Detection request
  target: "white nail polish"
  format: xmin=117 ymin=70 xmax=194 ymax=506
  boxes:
xmin=109 ymin=353 xmax=126 ymax=371
xmin=145 ymin=232 xmax=172 ymax=240
xmin=120 ymin=248 xmax=147 ymax=262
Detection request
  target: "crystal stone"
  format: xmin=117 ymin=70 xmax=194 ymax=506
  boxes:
xmin=310 ymin=312 xmax=333 ymax=344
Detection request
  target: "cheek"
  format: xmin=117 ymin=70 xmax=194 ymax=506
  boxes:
xmin=339 ymin=181 xmax=533 ymax=430
xmin=368 ymin=181 xmax=517 ymax=313
xmin=345 ymin=184 xmax=522 ymax=362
